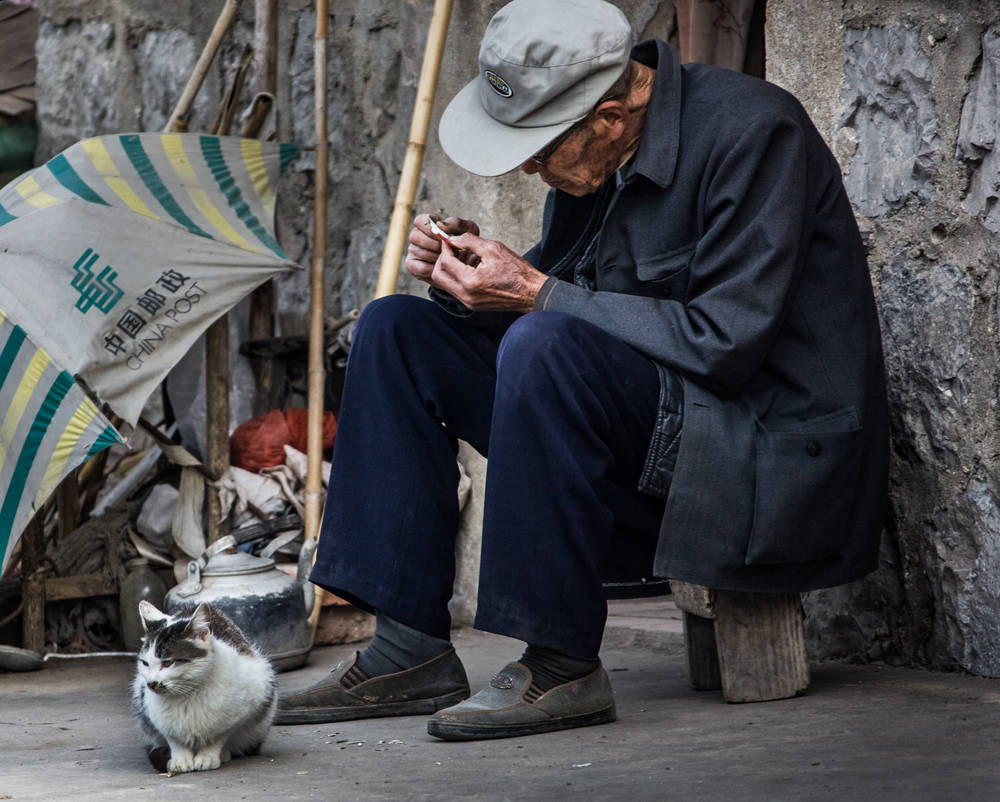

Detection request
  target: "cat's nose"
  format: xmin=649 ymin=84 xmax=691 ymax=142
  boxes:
xmin=147 ymin=681 xmax=163 ymax=692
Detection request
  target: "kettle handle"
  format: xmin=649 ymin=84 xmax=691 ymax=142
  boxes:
xmin=202 ymin=535 xmax=238 ymax=563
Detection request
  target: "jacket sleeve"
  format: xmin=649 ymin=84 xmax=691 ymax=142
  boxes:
xmin=536 ymin=115 xmax=812 ymax=399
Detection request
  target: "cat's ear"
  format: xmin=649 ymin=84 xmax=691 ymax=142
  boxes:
xmin=138 ymin=600 xmax=169 ymax=632
xmin=185 ymin=603 xmax=212 ymax=643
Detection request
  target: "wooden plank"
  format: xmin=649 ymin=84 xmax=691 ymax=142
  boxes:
xmin=0 ymin=94 xmax=33 ymax=116
xmin=0 ymin=70 xmax=34 ymax=93
xmin=0 ymin=4 xmax=29 ymax=24
xmin=45 ymin=572 xmax=117 ymax=602
xmin=10 ymin=85 xmax=35 ymax=102
xmin=713 ymin=590 xmax=809 ymax=703
xmin=669 ymin=579 xmax=716 ymax=618
xmin=682 ymin=611 xmax=722 ymax=691
xmin=0 ymin=40 xmax=34 ymax=68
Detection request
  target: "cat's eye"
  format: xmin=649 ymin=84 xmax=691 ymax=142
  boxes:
xmin=160 ymin=659 xmax=174 ymax=668
xmin=140 ymin=659 xmax=148 ymax=667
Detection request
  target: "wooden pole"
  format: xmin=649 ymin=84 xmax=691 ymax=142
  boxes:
xmin=20 ymin=515 xmax=45 ymax=654
xmin=373 ymin=0 xmax=454 ymax=299
xmin=202 ymin=48 xmax=254 ymax=544
xmin=56 ymin=470 xmax=79 ymax=544
xmin=164 ymin=0 xmax=241 ymax=133
xmin=162 ymin=1 xmax=240 ymax=541
xmin=304 ymin=0 xmax=330 ymax=637
xmin=249 ymin=0 xmax=279 ymax=416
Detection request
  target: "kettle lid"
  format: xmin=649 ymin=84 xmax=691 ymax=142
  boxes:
xmin=199 ymin=536 xmax=276 ymax=576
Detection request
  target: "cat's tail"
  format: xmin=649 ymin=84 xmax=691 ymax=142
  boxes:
xmin=147 ymin=746 xmax=170 ymax=773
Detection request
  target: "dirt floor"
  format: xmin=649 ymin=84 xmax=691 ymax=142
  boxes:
xmin=3 ymin=608 xmax=1000 ymax=801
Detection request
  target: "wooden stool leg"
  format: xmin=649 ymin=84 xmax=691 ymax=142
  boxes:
xmin=713 ymin=590 xmax=809 ymax=703
xmin=682 ymin=611 xmax=722 ymax=691
xmin=20 ymin=517 xmax=46 ymax=654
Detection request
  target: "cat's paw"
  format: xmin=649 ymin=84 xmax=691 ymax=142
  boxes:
xmin=191 ymin=751 xmax=222 ymax=771
xmin=167 ymin=754 xmax=195 ymax=774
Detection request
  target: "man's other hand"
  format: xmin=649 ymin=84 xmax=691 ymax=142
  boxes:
xmin=406 ymin=214 xmax=480 ymax=283
xmin=431 ymin=233 xmax=547 ymax=313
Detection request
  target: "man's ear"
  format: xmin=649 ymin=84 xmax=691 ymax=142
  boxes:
xmin=592 ymin=100 xmax=629 ymax=141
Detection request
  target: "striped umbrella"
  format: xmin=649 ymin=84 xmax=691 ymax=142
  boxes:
xmin=0 ymin=132 xmax=301 ymax=571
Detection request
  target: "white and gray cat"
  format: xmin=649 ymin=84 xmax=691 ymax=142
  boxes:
xmin=131 ymin=600 xmax=277 ymax=774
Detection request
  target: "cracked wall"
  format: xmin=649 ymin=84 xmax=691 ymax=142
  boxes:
xmin=770 ymin=0 xmax=1000 ymax=675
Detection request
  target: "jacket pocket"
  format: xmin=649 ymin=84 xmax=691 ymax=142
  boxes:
xmin=635 ymin=242 xmax=696 ymax=299
xmin=745 ymin=419 xmax=863 ymax=565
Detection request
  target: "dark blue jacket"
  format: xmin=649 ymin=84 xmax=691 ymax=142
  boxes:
xmin=530 ymin=40 xmax=889 ymax=592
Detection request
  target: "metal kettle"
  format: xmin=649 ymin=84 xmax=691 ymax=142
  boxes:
xmin=165 ymin=533 xmax=315 ymax=671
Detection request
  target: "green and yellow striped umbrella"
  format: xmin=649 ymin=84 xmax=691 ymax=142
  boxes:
xmin=0 ymin=132 xmax=300 ymax=571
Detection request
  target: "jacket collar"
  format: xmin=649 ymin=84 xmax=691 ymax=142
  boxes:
xmin=624 ymin=39 xmax=681 ymax=189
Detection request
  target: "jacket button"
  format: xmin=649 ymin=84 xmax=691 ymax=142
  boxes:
xmin=806 ymin=440 xmax=822 ymax=457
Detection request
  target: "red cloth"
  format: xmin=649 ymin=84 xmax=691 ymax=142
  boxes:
xmin=230 ymin=408 xmax=337 ymax=471
xmin=285 ymin=407 xmax=337 ymax=454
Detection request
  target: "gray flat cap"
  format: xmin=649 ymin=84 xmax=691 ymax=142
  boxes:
xmin=438 ymin=0 xmax=633 ymax=176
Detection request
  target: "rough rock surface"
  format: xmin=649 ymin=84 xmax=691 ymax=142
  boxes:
xmin=35 ymin=19 xmax=119 ymax=159
xmin=957 ymin=30 xmax=1000 ymax=233
xmin=771 ymin=0 xmax=1000 ymax=675
xmin=840 ymin=26 xmax=938 ymax=217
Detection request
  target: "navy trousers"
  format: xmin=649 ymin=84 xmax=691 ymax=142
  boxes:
xmin=310 ymin=295 xmax=665 ymax=659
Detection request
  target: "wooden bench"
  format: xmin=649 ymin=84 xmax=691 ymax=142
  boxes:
xmin=670 ymin=579 xmax=809 ymax=703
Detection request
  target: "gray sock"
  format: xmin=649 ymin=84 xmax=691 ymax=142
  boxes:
xmin=519 ymin=644 xmax=599 ymax=694
xmin=351 ymin=613 xmax=452 ymax=682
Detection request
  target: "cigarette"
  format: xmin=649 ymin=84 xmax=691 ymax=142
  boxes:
xmin=429 ymin=218 xmax=455 ymax=244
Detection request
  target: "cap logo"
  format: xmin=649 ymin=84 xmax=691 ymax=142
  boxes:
xmin=484 ymin=70 xmax=513 ymax=98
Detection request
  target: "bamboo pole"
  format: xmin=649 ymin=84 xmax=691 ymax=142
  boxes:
xmin=249 ymin=0 xmax=279 ymax=416
xmin=164 ymin=0 xmax=241 ymax=133
xmin=304 ymin=0 xmax=330 ymax=638
xmin=373 ymin=0 xmax=454 ymax=299
xmin=241 ymin=93 xmax=274 ymax=138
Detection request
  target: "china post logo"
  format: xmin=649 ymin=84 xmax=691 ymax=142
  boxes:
xmin=71 ymin=247 xmax=123 ymax=314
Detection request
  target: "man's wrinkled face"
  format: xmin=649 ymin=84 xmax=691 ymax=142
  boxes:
xmin=521 ymin=121 xmax=619 ymax=197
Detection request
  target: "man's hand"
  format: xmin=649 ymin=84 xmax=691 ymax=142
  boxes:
xmin=431 ymin=233 xmax=548 ymax=313
xmin=406 ymin=214 xmax=480 ymax=283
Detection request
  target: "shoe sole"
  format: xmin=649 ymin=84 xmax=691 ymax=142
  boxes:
xmin=426 ymin=704 xmax=616 ymax=741
xmin=274 ymin=687 xmax=470 ymax=725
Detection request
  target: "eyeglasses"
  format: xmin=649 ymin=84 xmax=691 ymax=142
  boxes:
xmin=529 ymin=119 xmax=586 ymax=166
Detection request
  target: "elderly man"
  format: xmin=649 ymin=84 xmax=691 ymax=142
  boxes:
xmin=278 ymin=0 xmax=888 ymax=741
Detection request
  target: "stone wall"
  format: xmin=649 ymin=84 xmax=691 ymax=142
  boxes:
xmin=769 ymin=0 xmax=1000 ymax=675
xmin=30 ymin=0 xmax=1000 ymax=674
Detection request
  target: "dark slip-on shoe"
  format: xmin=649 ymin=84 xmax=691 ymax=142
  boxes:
xmin=426 ymin=660 xmax=616 ymax=741
xmin=275 ymin=647 xmax=470 ymax=725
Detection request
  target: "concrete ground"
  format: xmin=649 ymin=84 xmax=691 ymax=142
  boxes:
xmin=2 ymin=599 xmax=1000 ymax=802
